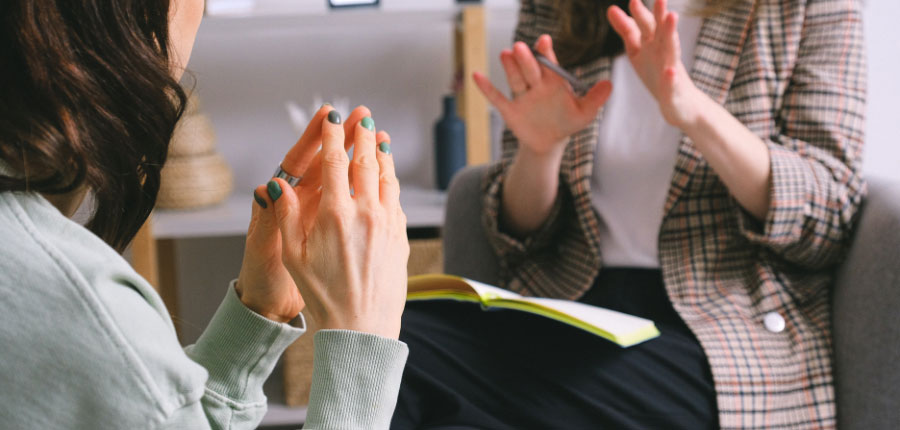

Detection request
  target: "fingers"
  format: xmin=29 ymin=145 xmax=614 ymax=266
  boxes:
xmin=343 ymin=105 xmax=372 ymax=151
xmin=280 ymin=104 xmax=330 ymax=177
xmin=374 ymin=132 xmax=400 ymax=209
xmin=629 ymin=0 xmax=656 ymax=42
xmin=533 ymin=34 xmax=559 ymax=65
xmin=662 ymin=12 xmax=681 ymax=67
xmin=351 ymin=116 xmax=379 ymax=205
xmin=268 ymin=178 xmax=304 ymax=249
xmin=653 ymin=0 xmax=668 ymax=25
xmin=512 ymin=41 xmax=542 ymax=88
xmin=577 ymin=80 xmax=614 ymax=115
xmin=320 ymin=111 xmax=351 ymax=207
xmin=607 ymin=6 xmax=642 ymax=56
xmin=500 ymin=50 xmax=528 ymax=96
xmin=473 ymin=72 xmax=511 ymax=115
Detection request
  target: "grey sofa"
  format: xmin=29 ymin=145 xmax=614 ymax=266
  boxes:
xmin=442 ymin=165 xmax=900 ymax=429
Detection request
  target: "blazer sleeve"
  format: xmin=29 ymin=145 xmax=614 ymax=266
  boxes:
xmin=735 ymin=0 xmax=867 ymax=270
xmin=481 ymin=0 xmax=568 ymax=266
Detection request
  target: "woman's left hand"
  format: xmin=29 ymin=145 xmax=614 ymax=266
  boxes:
xmin=607 ymin=0 xmax=704 ymax=128
xmin=235 ymin=104 xmax=374 ymax=323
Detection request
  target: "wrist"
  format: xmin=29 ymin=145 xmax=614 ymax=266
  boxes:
xmin=514 ymin=143 xmax=565 ymax=176
xmin=235 ymin=282 xmax=295 ymax=324
xmin=671 ymin=86 xmax=712 ymax=133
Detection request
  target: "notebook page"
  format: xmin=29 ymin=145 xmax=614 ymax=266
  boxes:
xmin=517 ymin=297 xmax=654 ymax=337
xmin=465 ymin=279 xmax=523 ymax=301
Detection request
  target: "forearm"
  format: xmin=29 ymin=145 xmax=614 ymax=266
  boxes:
xmin=681 ymin=91 xmax=772 ymax=220
xmin=501 ymin=145 xmax=565 ymax=237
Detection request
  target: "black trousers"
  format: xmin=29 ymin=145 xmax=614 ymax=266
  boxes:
xmin=390 ymin=269 xmax=719 ymax=430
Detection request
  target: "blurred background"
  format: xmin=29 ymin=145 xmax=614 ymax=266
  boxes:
xmin=132 ymin=1 xmax=900 ymax=427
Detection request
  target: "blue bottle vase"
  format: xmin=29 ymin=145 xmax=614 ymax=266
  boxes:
xmin=435 ymin=95 xmax=467 ymax=190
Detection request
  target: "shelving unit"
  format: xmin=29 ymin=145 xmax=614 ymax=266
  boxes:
xmin=152 ymin=186 xmax=446 ymax=240
xmin=204 ymin=0 xmax=517 ymax=18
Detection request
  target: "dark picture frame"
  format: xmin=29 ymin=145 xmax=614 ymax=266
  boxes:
xmin=327 ymin=0 xmax=380 ymax=8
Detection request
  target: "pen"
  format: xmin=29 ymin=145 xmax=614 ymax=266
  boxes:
xmin=532 ymin=51 xmax=586 ymax=94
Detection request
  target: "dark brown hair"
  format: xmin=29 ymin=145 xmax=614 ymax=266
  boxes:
xmin=0 ymin=0 xmax=187 ymax=251
xmin=555 ymin=0 xmax=738 ymax=68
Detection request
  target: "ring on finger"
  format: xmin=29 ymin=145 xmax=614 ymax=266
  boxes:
xmin=273 ymin=166 xmax=302 ymax=186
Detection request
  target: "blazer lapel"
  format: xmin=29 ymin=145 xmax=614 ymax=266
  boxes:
xmin=664 ymin=0 xmax=759 ymax=214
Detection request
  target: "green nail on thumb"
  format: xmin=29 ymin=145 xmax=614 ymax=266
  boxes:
xmin=267 ymin=180 xmax=283 ymax=202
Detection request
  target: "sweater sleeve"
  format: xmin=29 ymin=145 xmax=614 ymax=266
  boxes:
xmin=165 ymin=281 xmax=306 ymax=429
xmin=303 ymin=331 xmax=409 ymax=430
xmin=733 ymin=0 xmax=867 ymax=270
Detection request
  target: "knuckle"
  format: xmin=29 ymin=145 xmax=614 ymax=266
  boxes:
xmin=322 ymin=150 xmax=349 ymax=168
xmin=359 ymin=205 xmax=382 ymax=228
xmin=352 ymin=153 xmax=379 ymax=171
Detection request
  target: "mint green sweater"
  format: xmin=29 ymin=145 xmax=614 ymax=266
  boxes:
xmin=0 ymin=190 xmax=408 ymax=429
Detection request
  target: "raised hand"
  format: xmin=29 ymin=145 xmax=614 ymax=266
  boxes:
xmin=607 ymin=0 xmax=702 ymax=128
xmin=473 ymin=35 xmax=613 ymax=159
xmin=270 ymin=109 xmax=410 ymax=340
xmin=236 ymin=105 xmax=386 ymax=324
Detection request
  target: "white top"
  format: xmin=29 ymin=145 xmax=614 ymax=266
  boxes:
xmin=591 ymin=4 xmax=703 ymax=268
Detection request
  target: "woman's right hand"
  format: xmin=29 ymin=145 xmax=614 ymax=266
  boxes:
xmin=269 ymin=108 xmax=410 ymax=340
xmin=473 ymin=34 xmax=613 ymax=160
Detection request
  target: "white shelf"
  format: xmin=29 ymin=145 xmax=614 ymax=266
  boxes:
xmin=152 ymin=186 xmax=446 ymax=239
xmin=205 ymin=0 xmax=518 ymax=19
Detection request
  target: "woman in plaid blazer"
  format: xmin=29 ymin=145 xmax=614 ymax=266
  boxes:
xmin=394 ymin=0 xmax=865 ymax=428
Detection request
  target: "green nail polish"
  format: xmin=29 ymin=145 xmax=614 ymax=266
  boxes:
xmin=379 ymin=142 xmax=392 ymax=154
xmin=253 ymin=191 xmax=268 ymax=209
xmin=327 ymin=110 xmax=342 ymax=124
xmin=267 ymin=180 xmax=282 ymax=202
xmin=361 ymin=116 xmax=375 ymax=131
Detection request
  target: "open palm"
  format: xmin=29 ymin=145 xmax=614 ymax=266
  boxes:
xmin=474 ymin=35 xmax=612 ymax=158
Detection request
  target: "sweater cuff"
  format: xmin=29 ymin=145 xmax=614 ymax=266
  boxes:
xmin=185 ymin=280 xmax=306 ymax=403
xmin=304 ymin=330 xmax=409 ymax=430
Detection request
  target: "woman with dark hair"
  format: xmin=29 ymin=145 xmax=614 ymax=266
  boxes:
xmin=0 ymin=1 xmax=409 ymax=429
xmin=393 ymin=0 xmax=866 ymax=428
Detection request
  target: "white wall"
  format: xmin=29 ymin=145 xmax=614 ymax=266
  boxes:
xmin=862 ymin=0 xmax=900 ymax=181
xmin=186 ymin=9 xmax=517 ymax=193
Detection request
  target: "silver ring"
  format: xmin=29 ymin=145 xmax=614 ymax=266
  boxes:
xmin=273 ymin=166 xmax=302 ymax=187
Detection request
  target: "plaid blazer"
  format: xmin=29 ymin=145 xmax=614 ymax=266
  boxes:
xmin=481 ymin=0 xmax=867 ymax=428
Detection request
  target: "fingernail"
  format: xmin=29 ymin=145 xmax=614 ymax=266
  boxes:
xmin=253 ymin=190 xmax=268 ymax=209
xmin=322 ymin=102 xmax=331 ymax=107
xmin=378 ymin=142 xmax=392 ymax=154
xmin=327 ymin=110 xmax=342 ymax=124
xmin=361 ymin=116 xmax=375 ymax=131
xmin=267 ymin=180 xmax=282 ymax=202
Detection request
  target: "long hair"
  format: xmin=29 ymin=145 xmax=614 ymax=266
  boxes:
xmin=555 ymin=0 xmax=740 ymax=67
xmin=0 ymin=0 xmax=187 ymax=251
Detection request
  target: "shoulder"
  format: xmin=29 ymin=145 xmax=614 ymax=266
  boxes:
xmin=0 ymin=192 xmax=206 ymax=429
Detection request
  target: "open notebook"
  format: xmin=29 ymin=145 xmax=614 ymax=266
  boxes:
xmin=407 ymin=274 xmax=660 ymax=348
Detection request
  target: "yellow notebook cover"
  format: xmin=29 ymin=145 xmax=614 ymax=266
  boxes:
xmin=407 ymin=274 xmax=660 ymax=348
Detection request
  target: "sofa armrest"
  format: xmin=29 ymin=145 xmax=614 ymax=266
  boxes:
xmin=442 ymin=165 xmax=500 ymax=286
xmin=833 ymin=177 xmax=900 ymax=430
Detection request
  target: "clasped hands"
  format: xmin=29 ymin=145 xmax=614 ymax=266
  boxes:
xmin=473 ymin=0 xmax=707 ymax=159
xmin=235 ymin=105 xmax=410 ymax=340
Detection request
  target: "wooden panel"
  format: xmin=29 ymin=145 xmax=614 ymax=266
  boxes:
xmin=157 ymin=239 xmax=181 ymax=338
xmin=131 ymin=219 xmax=159 ymax=288
xmin=456 ymin=6 xmax=491 ymax=165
